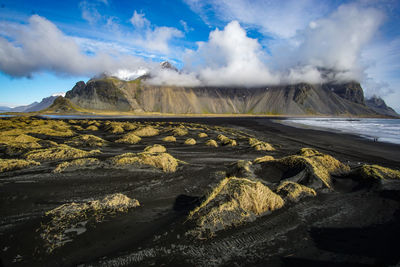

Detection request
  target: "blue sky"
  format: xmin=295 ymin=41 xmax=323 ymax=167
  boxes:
xmin=0 ymin=0 xmax=399 ymax=112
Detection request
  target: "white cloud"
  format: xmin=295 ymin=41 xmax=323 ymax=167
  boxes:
xmin=184 ymin=0 xmax=330 ymax=38
xmin=0 ymin=15 xmax=152 ymax=77
xmin=79 ymin=1 xmax=103 ymax=25
xmin=130 ymin=11 xmax=150 ymax=29
xmin=183 ymin=21 xmax=279 ymax=86
xmin=180 ymin=20 xmax=193 ymax=32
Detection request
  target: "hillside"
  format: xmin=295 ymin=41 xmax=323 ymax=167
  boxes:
xmin=63 ymin=76 xmax=398 ymax=116
xmin=41 ymin=96 xmax=85 ymax=113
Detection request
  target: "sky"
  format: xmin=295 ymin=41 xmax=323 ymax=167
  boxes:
xmin=0 ymin=0 xmax=399 ymax=112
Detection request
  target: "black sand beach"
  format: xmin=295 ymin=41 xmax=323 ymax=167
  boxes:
xmin=1 ymin=116 xmax=399 ymax=267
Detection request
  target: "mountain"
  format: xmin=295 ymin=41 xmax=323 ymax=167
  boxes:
xmin=65 ymin=75 xmax=388 ymax=116
xmin=12 ymin=94 xmax=64 ymax=112
xmin=0 ymin=106 xmax=12 ymax=112
xmin=41 ymin=96 xmax=84 ymax=113
xmin=365 ymin=96 xmax=399 ymax=117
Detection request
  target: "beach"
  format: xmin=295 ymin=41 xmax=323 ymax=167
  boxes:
xmin=1 ymin=116 xmax=399 ymax=266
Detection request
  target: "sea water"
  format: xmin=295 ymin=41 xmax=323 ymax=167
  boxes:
xmin=279 ymin=118 xmax=400 ymax=145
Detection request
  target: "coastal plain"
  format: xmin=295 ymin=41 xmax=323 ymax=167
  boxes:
xmin=1 ymin=116 xmax=400 ymax=267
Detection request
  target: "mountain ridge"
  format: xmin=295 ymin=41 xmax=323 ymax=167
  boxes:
xmin=64 ymin=76 xmax=398 ymax=117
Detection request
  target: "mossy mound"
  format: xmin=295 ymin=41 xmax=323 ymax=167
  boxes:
xmin=104 ymin=122 xmax=125 ymax=134
xmin=39 ymin=193 xmax=140 ymax=253
xmin=143 ymin=144 xmax=166 ymax=153
xmin=248 ymin=138 xmax=275 ymax=151
xmin=352 ymin=164 xmax=400 ymax=181
xmin=205 ymin=139 xmax=218 ymax=147
xmin=227 ymin=160 xmax=255 ymax=178
xmin=115 ymin=132 xmax=141 ymax=144
xmin=253 ymin=155 xmax=275 ymax=164
xmin=198 ymin=132 xmax=208 ymax=138
xmin=0 ymin=133 xmax=43 ymax=156
xmin=217 ymin=134 xmax=237 ymax=146
xmin=24 ymin=145 xmax=101 ymax=161
xmin=255 ymin=148 xmax=350 ymax=189
xmin=188 ymin=177 xmax=284 ymax=238
xmin=133 ymin=126 xmax=159 ymax=137
xmin=162 ymin=136 xmax=176 ymax=142
xmin=66 ymin=134 xmax=106 ymax=147
xmin=86 ymin=125 xmax=99 ymax=131
xmin=184 ymin=138 xmax=196 ymax=145
xmin=110 ymin=152 xmax=179 ymax=173
xmin=276 ymin=181 xmax=316 ymax=202
xmin=173 ymin=127 xmax=188 ymax=136
xmin=0 ymin=158 xmax=40 ymax=173
xmin=53 ymin=158 xmax=101 ymax=173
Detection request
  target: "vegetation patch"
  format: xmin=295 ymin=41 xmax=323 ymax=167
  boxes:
xmin=86 ymin=125 xmax=99 ymax=131
xmin=104 ymin=122 xmax=125 ymax=134
xmin=0 ymin=158 xmax=40 ymax=173
xmin=184 ymin=138 xmax=196 ymax=145
xmin=352 ymin=164 xmax=400 ymax=181
xmin=198 ymin=132 xmax=208 ymax=138
xmin=24 ymin=144 xmax=101 ymax=161
xmin=110 ymin=152 xmax=180 ymax=173
xmin=276 ymin=181 xmax=316 ymax=202
xmin=115 ymin=132 xmax=141 ymax=144
xmin=53 ymin=158 xmax=101 ymax=173
xmin=205 ymin=139 xmax=218 ymax=147
xmin=248 ymin=138 xmax=275 ymax=151
xmin=188 ymin=177 xmax=284 ymax=238
xmin=66 ymin=134 xmax=106 ymax=147
xmin=39 ymin=193 xmax=140 ymax=253
xmin=172 ymin=127 xmax=189 ymax=136
xmin=143 ymin=144 xmax=166 ymax=153
xmin=253 ymin=155 xmax=275 ymax=164
xmin=133 ymin=126 xmax=159 ymax=137
xmin=255 ymin=148 xmax=350 ymax=189
xmin=162 ymin=136 xmax=176 ymax=142
xmin=217 ymin=134 xmax=237 ymax=146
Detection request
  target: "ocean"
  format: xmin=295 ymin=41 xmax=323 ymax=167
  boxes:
xmin=279 ymin=117 xmax=400 ymax=145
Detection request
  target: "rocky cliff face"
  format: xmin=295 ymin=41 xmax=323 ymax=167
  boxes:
xmin=64 ymin=76 xmax=388 ymax=116
xmin=365 ymin=96 xmax=398 ymax=117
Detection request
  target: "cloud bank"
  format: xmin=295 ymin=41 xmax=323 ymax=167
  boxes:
xmin=0 ymin=2 xmax=388 ymax=90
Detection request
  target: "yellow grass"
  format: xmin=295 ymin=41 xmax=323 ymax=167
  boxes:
xmin=133 ymin=126 xmax=159 ymax=137
xmin=188 ymin=177 xmax=284 ymax=238
xmin=205 ymin=139 xmax=218 ymax=147
xmin=86 ymin=125 xmax=99 ymax=131
xmin=276 ymin=181 xmax=316 ymax=202
xmin=0 ymin=158 xmax=40 ymax=172
xmin=253 ymin=155 xmax=275 ymax=164
xmin=162 ymin=136 xmax=176 ymax=142
xmin=104 ymin=122 xmax=125 ymax=134
xmin=355 ymin=164 xmax=400 ymax=180
xmin=198 ymin=132 xmax=208 ymax=138
xmin=24 ymin=144 xmax=101 ymax=161
xmin=110 ymin=152 xmax=179 ymax=172
xmin=172 ymin=127 xmax=189 ymax=136
xmin=66 ymin=134 xmax=106 ymax=147
xmin=248 ymin=138 xmax=275 ymax=151
xmin=39 ymin=193 xmax=139 ymax=252
xmin=184 ymin=138 xmax=196 ymax=145
xmin=259 ymin=148 xmax=350 ymax=189
xmin=143 ymin=144 xmax=167 ymax=153
xmin=53 ymin=158 xmax=100 ymax=173
xmin=115 ymin=132 xmax=142 ymax=144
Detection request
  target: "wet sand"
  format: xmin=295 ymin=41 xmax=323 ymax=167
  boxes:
xmin=1 ymin=117 xmax=400 ymax=267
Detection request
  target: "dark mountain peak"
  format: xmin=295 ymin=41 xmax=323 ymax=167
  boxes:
xmin=365 ymin=95 xmax=398 ymax=117
xmin=160 ymin=61 xmax=178 ymax=72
